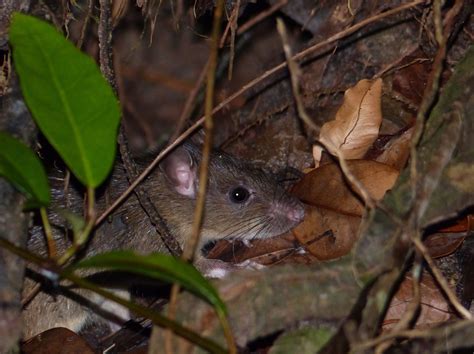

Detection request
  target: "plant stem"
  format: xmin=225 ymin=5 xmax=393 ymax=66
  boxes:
xmin=40 ymin=207 xmax=56 ymax=259
xmin=57 ymin=187 xmax=96 ymax=265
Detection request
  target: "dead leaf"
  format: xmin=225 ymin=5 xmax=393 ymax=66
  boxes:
xmin=293 ymin=206 xmax=361 ymax=260
xmin=313 ymin=78 xmax=383 ymax=166
xmin=424 ymin=233 xmax=466 ymax=258
xmin=22 ymin=327 xmax=96 ymax=354
xmin=391 ymin=51 xmax=432 ymax=108
xmin=421 ymin=215 xmax=472 ymax=258
xmin=383 ymin=273 xmax=453 ymax=330
xmin=291 ymin=160 xmax=399 ymax=259
xmin=375 ymin=127 xmax=414 ymax=171
xmin=292 ymin=160 xmax=399 ymax=215
xmin=438 ymin=214 xmax=474 ymax=233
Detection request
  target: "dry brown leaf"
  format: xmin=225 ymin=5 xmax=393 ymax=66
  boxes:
xmin=293 ymin=206 xmax=361 ymax=260
xmin=438 ymin=214 xmax=474 ymax=233
xmin=313 ymin=78 xmax=383 ymax=166
xmin=391 ymin=50 xmax=432 ymax=108
xmin=22 ymin=327 xmax=96 ymax=354
xmin=291 ymin=160 xmax=399 ymax=260
xmin=421 ymin=215 xmax=471 ymax=258
xmin=424 ymin=233 xmax=466 ymax=258
xmin=383 ymin=273 xmax=453 ymax=331
xmin=292 ymin=160 xmax=399 ymax=216
xmin=375 ymin=127 xmax=414 ymax=171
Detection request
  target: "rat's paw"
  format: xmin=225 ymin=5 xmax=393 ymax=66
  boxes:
xmin=195 ymin=258 xmax=235 ymax=278
xmin=195 ymin=258 xmax=266 ymax=278
xmin=235 ymin=260 xmax=266 ymax=271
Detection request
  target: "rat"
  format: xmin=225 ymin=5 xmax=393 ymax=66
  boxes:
xmin=22 ymin=142 xmax=305 ymax=340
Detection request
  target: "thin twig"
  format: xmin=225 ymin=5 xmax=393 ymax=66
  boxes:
xmin=117 ymin=127 xmax=183 ymax=256
xmin=167 ymin=1 xmax=236 ymax=353
xmin=95 ymin=128 xmax=194 ymax=226
xmin=184 ymin=0 xmax=223 ymax=260
xmin=171 ymin=0 xmax=184 ymax=30
xmin=165 ymin=282 xmax=180 ymax=354
xmin=374 ymin=46 xmax=426 ymax=79
xmin=237 ymin=0 xmax=288 ymax=35
xmin=227 ymin=0 xmax=241 ymax=80
xmin=169 ymin=59 xmax=210 ymax=143
xmin=77 ymin=0 xmax=94 ymax=49
xmin=220 ymin=10 xmax=233 ymax=49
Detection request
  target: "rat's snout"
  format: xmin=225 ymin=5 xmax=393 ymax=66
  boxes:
xmin=287 ymin=202 xmax=305 ymax=223
xmin=270 ymin=199 xmax=305 ymax=224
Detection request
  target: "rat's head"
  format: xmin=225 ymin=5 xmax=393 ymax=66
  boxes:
xmin=160 ymin=143 xmax=305 ymax=242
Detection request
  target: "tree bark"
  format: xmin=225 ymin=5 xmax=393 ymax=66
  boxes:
xmin=0 ymin=1 xmax=34 ymax=351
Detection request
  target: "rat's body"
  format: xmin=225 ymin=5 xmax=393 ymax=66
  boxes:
xmin=23 ymin=143 xmax=304 ymax=339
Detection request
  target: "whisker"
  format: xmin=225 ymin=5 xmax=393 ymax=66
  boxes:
xmin=216 ymin=213 xmax=266 ymax=236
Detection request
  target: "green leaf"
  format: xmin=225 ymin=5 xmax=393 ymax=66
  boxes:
xmin=68 ymin=251 xmax=227 ymax=315
xmin=0 ymin=132 xmax=50 ymax=208
xmin=9 ymin=13 xmax=121 ymax=188
xmin=55 ymin=208 xmax=85 ymax=236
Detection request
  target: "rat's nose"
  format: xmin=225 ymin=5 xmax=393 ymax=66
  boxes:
xmin=271 ymin=200 xmax=305 ymax=223
xmin=287 ymin=203 xmax=305 ymax=223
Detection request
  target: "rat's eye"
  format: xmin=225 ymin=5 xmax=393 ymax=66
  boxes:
xmin=229 ymin=186 xmax=250 ymax=204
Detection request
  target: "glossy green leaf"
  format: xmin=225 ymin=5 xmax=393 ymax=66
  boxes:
xmin=9 ymin=13 xmax=121 ymax=188
xmin=0 ymin=132 xmax=50 ymax=208
xmin=69 ymin=251 xmax=227 ymax=315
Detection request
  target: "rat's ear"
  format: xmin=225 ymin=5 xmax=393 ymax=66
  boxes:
xmin=160 ymin=146 xmax=197 ymax=198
